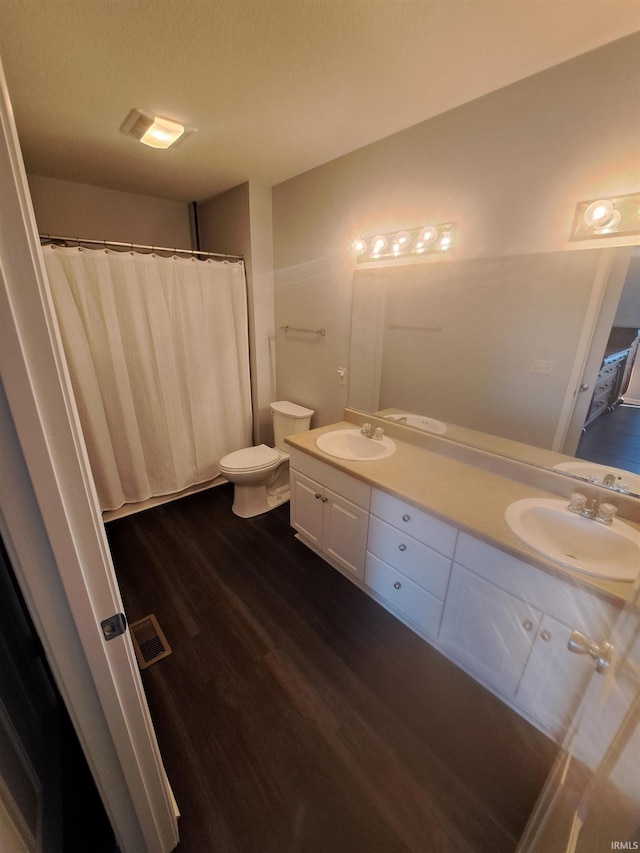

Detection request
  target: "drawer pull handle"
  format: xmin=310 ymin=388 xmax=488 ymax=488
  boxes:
xmin=393 ymin=581 xmax=402 ymax=590
xmin=398 ymin=543 xmax=407 ymax=551
xmin=402 ymin=514 xmax=411 ymax=522
xmin=523 ymin=619 xmax=533 ymax=631
xmin=540 ymin=630 xmax=552 ymax=642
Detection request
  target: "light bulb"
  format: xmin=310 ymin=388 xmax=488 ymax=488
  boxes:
xmin=139 ymin=116 xmax=185 ymax=149
xmin=372 ymin=235 xmax=387 ymax=255
xmin=439 ymin=231 xmax=452 ymax=250
xmin=352 ymin=238 xmax=367 ymax=255
xmin=420 ymin=225 xmax=439 ymax=246
xmin=394 ymin=231 xmax=411 ymax=250
xmin=583 ymin=200 xmax=615 ymax=228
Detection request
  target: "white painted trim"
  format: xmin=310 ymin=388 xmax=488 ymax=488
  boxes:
xmin=552 ymin=250 xmax=614 ymax=452
xmin=0 ymin=57 xmax=178 ymax=852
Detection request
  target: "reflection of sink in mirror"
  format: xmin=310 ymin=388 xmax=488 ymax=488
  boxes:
xmin=315 ymin=429 xmax=396 ymax=460
xmin=383 ymin=413 xmax=447 ymax=435
xmin=505 ymin=497 xmax=640 ymax=582
xmin=553 ymin=462 xmax=640 ymax=494
xmin=349 ymin=249 xmax=640 ymax=499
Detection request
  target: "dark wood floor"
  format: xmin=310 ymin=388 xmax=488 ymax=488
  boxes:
xmin=576 ymin=403 xmax=640 ymax=474
xmin=106 ymin=485 xmax=558 ymax=853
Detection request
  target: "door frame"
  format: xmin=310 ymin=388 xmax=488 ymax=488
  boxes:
xmin=0 ymin=58 xmax=178 ymax=852
xmin=553 ymin=247 xmax=632 ymax=454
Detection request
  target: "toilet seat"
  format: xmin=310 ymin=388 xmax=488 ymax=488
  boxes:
xmin=219 ymin=444 xmax=281 ymax=473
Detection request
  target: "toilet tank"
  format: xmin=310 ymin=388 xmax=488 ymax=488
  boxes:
xmin=270 ymin=401 xmax=314 ymax=452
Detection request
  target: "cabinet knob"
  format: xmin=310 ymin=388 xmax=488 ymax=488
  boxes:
xmin=523 ymin=619 xmax=533 ymax=631
xmin=540 ymin=630 xmax=552 ymax=642
xmin=321 ymin=496 xmax=328 ymax=503
xmin=398 ymin=543 xmax=407 ymax=551
xmin=402 ymin=514 xmax=411 ymax=522
xmin=393 ymin=581 xmax=402 ymax=590
xmin=314 ymin=493 xmax=322 ymax=499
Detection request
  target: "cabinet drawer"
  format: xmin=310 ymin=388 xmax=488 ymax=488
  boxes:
xmin=370 ymin=490 xmax=457 ymax=556
xmin=288 ymin=453 xmax=371 ymax=508
xmin=367 ymin=516 xmax=451 ymax=599
xmin=365 ymin=553 xmax=443 ymax=638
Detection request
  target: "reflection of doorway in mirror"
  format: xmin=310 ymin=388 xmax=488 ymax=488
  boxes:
xmin=576 ymin=251 xmax=640 ymax=477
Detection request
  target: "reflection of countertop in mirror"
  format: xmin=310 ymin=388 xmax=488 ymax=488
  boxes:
xmin=286 ymin=415 xmax=640 ymax=605
xmin=375 ymin=407 xmax=575 ymax=470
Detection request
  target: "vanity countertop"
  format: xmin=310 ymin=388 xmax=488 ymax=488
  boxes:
xmin=286 ymin=420 xmax=640 ymax=605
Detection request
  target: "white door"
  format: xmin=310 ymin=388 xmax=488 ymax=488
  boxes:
xmin=517 ymin=576 xmax=640 ymax=852
xmin=555 ymin=247 xmax=632 ymax=455
xmin=0 ymin=58 xmax=179 ymax=852
xmin=323 ymin=488 xmax=369 ymax=578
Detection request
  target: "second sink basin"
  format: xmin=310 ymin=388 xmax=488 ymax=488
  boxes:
xmin=315 ymin=429 xmax=396 ymax=460
xmin=505 ymin=498 xmax=640 ymax=581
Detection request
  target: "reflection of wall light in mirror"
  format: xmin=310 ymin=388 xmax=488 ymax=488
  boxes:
xmin=571 ymin=192 xmax=640 ymax=240
xmin=120 ymin=108 xmax=196 ymax=149
xmin=352 ymin=222 xmax=456 ymax=263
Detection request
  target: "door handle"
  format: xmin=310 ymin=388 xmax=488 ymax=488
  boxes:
xmin=579 ymin=383 xmax=590 ymax=392
xmin=567 ymin=630 xmax=613 ymax=674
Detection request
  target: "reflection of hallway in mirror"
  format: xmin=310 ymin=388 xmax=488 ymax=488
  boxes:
xmin=575 ymin=403 xmax=640 ymax=475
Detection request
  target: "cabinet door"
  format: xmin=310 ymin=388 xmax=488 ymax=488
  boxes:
xmin=515 ymin=613 xmax=594 ymax=737
xmin=439 ymin=564 xmax=542 ymax=697
xmin=323 ymin=488 xmax=369 ymax=579
xmin=289 ymin=470 xmax=324 ymax=547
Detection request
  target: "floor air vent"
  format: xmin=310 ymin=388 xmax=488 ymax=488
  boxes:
xmin=129 ymin=614 xmax=172 ymax=669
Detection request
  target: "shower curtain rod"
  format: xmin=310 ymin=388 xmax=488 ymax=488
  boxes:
xmin=39 ymin=234 xmax=243 ymax=262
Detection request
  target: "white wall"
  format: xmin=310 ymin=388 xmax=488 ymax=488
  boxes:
xmin=28 ymin=174 xmax=192 ymax=248
xmin=614 ymin=253 xmax=640 ymax=328
xmin=197 ymin=182 xmax=276 ymax=444
xmin=272 ymin=33 xmax=640 ymax=428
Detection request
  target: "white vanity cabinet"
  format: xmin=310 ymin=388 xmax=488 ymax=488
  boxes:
xmin=439 ymin=563 xmax=543 ymax=696
xmin=440 ymin=532 xmax=617 ymax=737
xmin=364 ymin=490 xmax=457 ymax=638
xmin=514 ymin=613 xmax=595 ymax=734
xmin=287 ymin=441 xmax=621 ymax=743
xmin=289 ymin=450 xmax=371 ymax=580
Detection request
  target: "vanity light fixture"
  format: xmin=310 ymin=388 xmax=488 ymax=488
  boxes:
xmin=570 ymin=192 xmax=640 ymax=240
xmin=120 ymin=109 xmax=196 ymax=149
xmin=352 ymin=222 xmax=455 ymax=263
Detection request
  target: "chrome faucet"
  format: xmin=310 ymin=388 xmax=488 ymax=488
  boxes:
xmin=567 ymin=492 xmax=617 ymax=525
xmin=360 ymin=423 xmax=385 ymax=440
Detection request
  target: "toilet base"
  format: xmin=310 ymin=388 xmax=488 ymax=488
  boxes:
xmin=231 ymin=482 xmax=290 ymax=518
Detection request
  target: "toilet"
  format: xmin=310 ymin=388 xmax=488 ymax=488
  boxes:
xmin=219 ymin=401 xmax=314 ymax=518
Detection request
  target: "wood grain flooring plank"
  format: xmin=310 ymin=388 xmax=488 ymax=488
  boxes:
xmin=106 ymin=484 xmax=557 ymax=852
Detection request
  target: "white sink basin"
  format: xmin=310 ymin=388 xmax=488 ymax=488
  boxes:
xmin=553 ymin=461 xmax=640 ymax=494
xmin=315 ymin=429 xmax=396 ymax=460
xmin=505 ymin=498 xmax=640 ymax=581
xmin=384 ymin=413 xmax=447 ymax=435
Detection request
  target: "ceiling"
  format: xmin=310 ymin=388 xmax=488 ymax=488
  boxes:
xmin=0 ymin=1 xmax=638 ymax=203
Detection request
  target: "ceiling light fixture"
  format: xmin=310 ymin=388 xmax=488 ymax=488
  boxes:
xmin=120 ymin=109 xmax=196 ymax=149
xmin=352 ymin=222 xmax=455 ymax=263
xmin=570 ymin=192 xmax=640 ymax=239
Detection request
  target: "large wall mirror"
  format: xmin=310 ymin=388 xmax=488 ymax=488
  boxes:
xmin=349 ymin=247 xmax=640 ymax=497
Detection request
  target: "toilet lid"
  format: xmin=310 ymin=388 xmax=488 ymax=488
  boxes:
xmin=219 ymin=444 xmax=280 ymax=472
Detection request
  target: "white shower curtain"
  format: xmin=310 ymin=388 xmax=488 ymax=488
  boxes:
xmin=43 ymin=245 xmax=252 ymax=511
